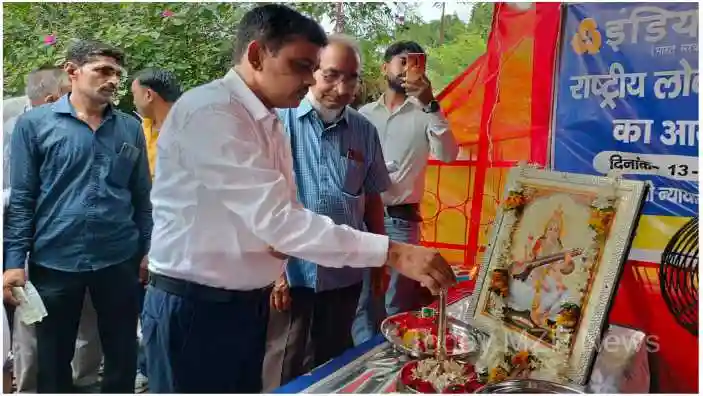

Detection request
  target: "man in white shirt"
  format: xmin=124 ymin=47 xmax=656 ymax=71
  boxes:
xmin=262 ymin=36 xmax=392 ymax=391
xmin=143 ymin=5 xmax=455 ymax=393
xmin=3 ymin=95 xmax=30 ymax=123
xmin=354 ymin=41 xmax=459 ymax=345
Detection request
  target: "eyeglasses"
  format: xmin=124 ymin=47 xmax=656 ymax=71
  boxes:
xmin=320 ymin=69 xmax=361 ymax=87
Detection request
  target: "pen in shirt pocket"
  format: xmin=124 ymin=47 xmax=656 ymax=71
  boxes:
xmin=120 ymin=142 xmax=140 ymax=162
xmin=346 ymin=148 xmax=364 ymax=163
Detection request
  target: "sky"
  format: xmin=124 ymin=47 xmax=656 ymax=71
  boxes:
xmin=412 ymin=1 xmax=475 ymax=23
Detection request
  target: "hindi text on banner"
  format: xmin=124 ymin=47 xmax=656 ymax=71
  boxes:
xmin=612 ymin=119 xmax=654 ymax=144
xmin=605 ymin=6 xmax=699 ymax=52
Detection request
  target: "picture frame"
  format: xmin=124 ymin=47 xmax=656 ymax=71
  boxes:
xmin=467 ymin=164 xmax=647 ymax=385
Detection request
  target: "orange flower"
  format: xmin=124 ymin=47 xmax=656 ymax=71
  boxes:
xmin=489 ymin=367 xmax=509 ymax=383
xmin=589 ymin=214 xmax=607 ymax=235
xmin=511 ymin=351 xmax=530 ymax=367
xmin=491 ymin=269 xmax=508 ymax=285
xmin=600 ymin=211 xmax=614 ymax=228
xmin=503 ymin=192 xmax=527 ymax=210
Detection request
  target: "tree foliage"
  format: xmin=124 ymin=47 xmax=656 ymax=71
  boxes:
xmin=469 ymin=2 xmax=495 ymax=40
xmin=396 ymin=14 xmax=487 ymax=93
xmin=3 ymin=2 xmax=493 ymax=109
xmin=3 ymin=2 xmax=250 ymax=110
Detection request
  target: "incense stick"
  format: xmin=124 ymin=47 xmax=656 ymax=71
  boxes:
xmin=436 ymin=288 xmax=448 ymax=362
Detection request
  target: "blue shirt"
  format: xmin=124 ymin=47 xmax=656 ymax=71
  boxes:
xmin=4 ymin=94 xmax=153 ymax=272
xmin=277 ymin=99 xmax=391 ymax=292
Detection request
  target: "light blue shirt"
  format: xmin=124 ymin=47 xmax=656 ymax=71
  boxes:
xmin=277 ymin=99 xmax=391 ymax=292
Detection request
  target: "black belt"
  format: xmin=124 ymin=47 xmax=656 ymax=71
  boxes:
xmin=386 ymin=203 xmax=422 ymax=222
xmin=149 ymin=273 xmax=271 ymax=304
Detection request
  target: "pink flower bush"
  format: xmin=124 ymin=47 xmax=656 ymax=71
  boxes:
xmin=161 ymin=9 xmax=174 ymax=18
xmin=43 ymin=34 xmax=56 ymax=46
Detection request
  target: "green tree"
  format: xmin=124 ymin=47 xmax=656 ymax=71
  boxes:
xmin=392 ymin=13 xmax=488 ymax=93
xmin=469 ymin=2 xmax=494 ymax=40
xmin=433 ymin=2 xmax=447 ymax=45
xmin=3 ymin=2 xmax=400 ymax=109
xmin=396 ymin=14 xmax=472 ymax=49
xmin=3 ymin=3 xmax=249 ymax=109
xmin=3 ymin=2 xmax=493 ymax=108
xmin=427 ymin=27 xmax=486 ymax=91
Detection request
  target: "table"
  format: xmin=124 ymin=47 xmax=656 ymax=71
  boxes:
xmin=274 ymin=296 xmax=651 ymax=393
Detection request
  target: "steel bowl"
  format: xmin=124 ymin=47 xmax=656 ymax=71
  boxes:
xmin=474 ymin=379 xmax=585 ymax=393
xmin=381 ymin=311 xmax=481 ymax=359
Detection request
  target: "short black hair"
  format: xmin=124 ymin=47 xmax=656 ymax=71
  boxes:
xmin=66 ymin=39 xmax=125 ymax=67
xmin=383 ymin=41 xmax=426 ymax=62
xmin=133 ymin=68 xmax=183 ymax=103
xmin=232 ymin=4 xmax=327 ymax=64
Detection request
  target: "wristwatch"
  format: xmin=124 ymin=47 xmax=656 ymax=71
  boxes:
xmin=422 ymin=100 xmax=440 ymax=113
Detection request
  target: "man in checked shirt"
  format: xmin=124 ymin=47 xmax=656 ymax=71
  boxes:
xmin=262 ymin=35 xmax=390 ymax=390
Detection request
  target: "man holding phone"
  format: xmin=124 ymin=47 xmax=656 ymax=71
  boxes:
xmin=354 ymin=41 xmax=459 ymax=345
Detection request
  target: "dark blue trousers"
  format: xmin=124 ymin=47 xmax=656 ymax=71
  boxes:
xmin=142 ymin=282 xmax=270 ymax=393
xmin=137 ymin=285 xmax=147 ymax=376
xmin=30 ymin=260 xmax=139 ymax=393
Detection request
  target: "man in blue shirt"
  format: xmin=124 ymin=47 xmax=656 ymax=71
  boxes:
xmin=5 ymin=66 xmax=107 ymax=394
xmin=3 ymin=40 xmax=152 ymax=393
xmin=262 ymin=35 xmax=391 ymax=390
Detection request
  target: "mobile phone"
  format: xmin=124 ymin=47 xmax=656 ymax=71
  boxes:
xmin=406 ymin=52 xmax=427 ymax=80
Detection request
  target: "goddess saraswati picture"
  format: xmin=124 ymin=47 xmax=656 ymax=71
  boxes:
xmin=471 ymin=166 xmax=645 ymax=384
xmin=484 ymin=188 xmax=611 ymax=347
xmin=503 ymin=205 xmax=582 ymax=344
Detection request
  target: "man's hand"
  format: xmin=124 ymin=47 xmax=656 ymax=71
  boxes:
xmin=402 ymin=74 xmax=434 ymax=106
xmin=139 ymin=256 xmax=149 ymax=286
xmin=268 ymin=246 xmax=289 ymax=261
xmin=3 ymin=268 xmax=26 ymax=306
xmin=270 ymin=274 xmax=291 ymax=312
xmin=384 ymin=241 xmax=456 ymax=295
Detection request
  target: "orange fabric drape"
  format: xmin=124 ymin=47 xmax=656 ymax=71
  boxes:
xmin=420 ymin=3 xmax=562 ymax=284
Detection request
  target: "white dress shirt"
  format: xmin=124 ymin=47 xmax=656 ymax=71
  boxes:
xmin=148 ymin=69 xmax=390 ymax=291
xmin=3 ymin=95 xmax=30 ymax=123
xmin=359 ymin=96 xmax=458 ymax=206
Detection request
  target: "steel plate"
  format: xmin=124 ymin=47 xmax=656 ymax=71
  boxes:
xmin=380 ymin=311 xmax=481 ymax=359
xmin=474 ymin=379 xmax=585 ymax=393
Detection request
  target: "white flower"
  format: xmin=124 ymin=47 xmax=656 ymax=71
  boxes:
xmin=588 ymin=369 xmax=620 ymax=393
xmin=591 ymin=197 xmax=612 ymax=210
xmin=412 ymin=358 xmax=473 ymax=391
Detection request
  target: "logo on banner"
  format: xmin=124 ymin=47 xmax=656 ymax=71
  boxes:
xmin=572 ymin=18 xmax=602 ymax=55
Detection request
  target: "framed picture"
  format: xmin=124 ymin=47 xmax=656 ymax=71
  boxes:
xmin=467 ymin=164 xmax=647 ymax=385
